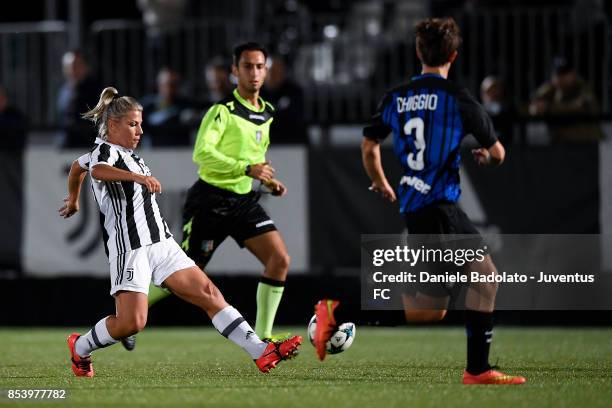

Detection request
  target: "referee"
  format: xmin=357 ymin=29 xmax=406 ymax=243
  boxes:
xmin=181 ymin=42 xmax=290 ymax=341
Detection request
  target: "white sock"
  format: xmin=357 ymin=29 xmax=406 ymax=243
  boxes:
xmin=212 ymin=306 xmax=267 ymax=359
xmin=75 ymin=317 xmax=119 ymax=357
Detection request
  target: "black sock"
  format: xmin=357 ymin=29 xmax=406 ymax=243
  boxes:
xmin=465 ymin=310 xmax=493 ymax=375
xmin=259 ymin=276 xmax=285 ymax=286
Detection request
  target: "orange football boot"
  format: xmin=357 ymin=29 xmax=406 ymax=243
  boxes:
xmin=463 ymin=369 xmax=526 ymax=385
xmin=313 ymin=299 xmax=340 ymax=361
xmin=67 ymin=333 xmax=94 ymax=378
xmin=255 ymin=335 xmax=302 ymax=373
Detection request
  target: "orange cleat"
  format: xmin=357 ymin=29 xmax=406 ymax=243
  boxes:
xmin=314 ymin=299 xmax=340 ymax=361
xmin=67 ymin=333 xmax=94 ymax=378
xmin=255 ymin=335 xmax=302 ymax=373
xmin=463 ymin=369 xmax=526 ymax=385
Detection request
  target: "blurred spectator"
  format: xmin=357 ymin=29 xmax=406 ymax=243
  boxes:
xmin=263 ymin=55 xmax=307 ymax=144
xmin=137 ymin=0 xmax=187 ymax=73
xmin=0 ymin=85 xmax=27 ymax=150
xmin=203 ymin=57 xmax=233 ymax=107
xmin=480 ymin=76 xmax=514 ymax=145
xmin=57 ymin=50 xmax=101 ymax=148
xmin=141 ymin=68 xmax=194 ymax=146
xmin=529 ymin=56 xmax=604 ymax=143
xmin=138 ymin=0 xmax=187 ymax=36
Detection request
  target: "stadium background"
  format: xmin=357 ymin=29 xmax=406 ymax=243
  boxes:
xmin=1 ymin=0 xmax=611 ymax=327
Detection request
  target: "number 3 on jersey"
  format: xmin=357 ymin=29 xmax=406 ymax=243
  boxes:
xmin=405 ymin=117 xmax=425 ymax=171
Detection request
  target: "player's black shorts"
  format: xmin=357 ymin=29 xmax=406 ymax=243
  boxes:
xmin=404 ymin=201 xmax=482 ymax=299
xmin=181 ymin=179 xmax=277 ymax=267
xmin=404 ymin=201 xmax=480 ymax=235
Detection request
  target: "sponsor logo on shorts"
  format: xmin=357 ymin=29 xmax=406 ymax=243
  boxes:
xmin=255 ymin=220 xmax=274 ymax=228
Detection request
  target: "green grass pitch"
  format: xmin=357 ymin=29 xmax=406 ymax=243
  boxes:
xmin=1 ymin=327 xmax=611 ymax=407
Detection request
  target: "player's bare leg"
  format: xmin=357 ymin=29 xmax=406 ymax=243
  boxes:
xmin=465 ymin=255 xmax=498 ymax=313
xmin=245 ymin=230 xmax=291 ymax=282
xmin=162 ymin=266 xmax=227 ymax=317
xmin=67 ymin=291 xmax=147 ymax=377
xmin=402 ymin=293 xmax=448 ymax=323
xmin=245 ymin=231 xmax=291 ymax=339
xmin=163 ymin=266 xmax=301 ymax=373
xmin=106 ymin=292 xmax=149 ymax=338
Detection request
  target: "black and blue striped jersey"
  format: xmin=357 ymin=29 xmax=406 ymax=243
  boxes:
xmin=363 ymin=73 xmax=497 ymax=214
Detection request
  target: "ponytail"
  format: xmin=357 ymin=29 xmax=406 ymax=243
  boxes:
xmin=82 ymin=87 xmax=142 ymax=140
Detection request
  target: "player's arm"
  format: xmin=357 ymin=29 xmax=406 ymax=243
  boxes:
xmin=59 ymin=157 xmax=88 ymax=218
xmin=89 ymin=143 xmax=161 ymax=193
xmin=361 ymin=93 xmax=396 ymax=202
xmin=457 ymin=89 xmax=505 ymax=167
xmin=193 ymin=104 xmax=275 ymax=181
xmin=91 ymin=164 xmax=162 ymax=194
xmin=361 ymin=138 xmax=396 ymax=202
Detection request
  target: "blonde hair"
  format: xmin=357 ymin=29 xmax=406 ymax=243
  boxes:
xmin=82 ymin=87 xmax=142 ymax=140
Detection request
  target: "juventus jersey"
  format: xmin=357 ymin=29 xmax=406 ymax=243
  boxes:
xmin=76 ymin=137 xmax=104 ymax=170
xmin=88 ymin=141 xmax=172 ymax=260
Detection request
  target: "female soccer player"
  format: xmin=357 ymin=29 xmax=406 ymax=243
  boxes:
xmin=64 ymin=87 xmax=301 ymax=377
xmin=360 ymin=18 xmax=525 ymax=385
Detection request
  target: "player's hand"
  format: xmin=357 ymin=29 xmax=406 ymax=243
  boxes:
xmin=472 ymin=148 xmax=491 ymax=166
xmin=369 ymin=180 xmax=397 ymax=203
xmin=248 ymin=161 xmax=275 ymax=182
xmin=263 ymin=179 xmax=287 ymax=197
xmin=59 ymin=196 xmax=79 ymax=218
xmin=136 ymin=175 xmax=162 ymax=194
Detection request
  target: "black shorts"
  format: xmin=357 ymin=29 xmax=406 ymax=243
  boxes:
xmin=404 ymin=201 xmax=481 ymax=299
xmin=404 ymin=201 xmax=480 ymax=235
xmin=181 ymin=179 xmax=277 ymax=267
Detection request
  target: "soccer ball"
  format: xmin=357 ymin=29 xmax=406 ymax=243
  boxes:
xmin=307 ymin=315 xmax=356 ymax=355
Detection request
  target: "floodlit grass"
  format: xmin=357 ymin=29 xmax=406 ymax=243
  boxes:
xmin=1 ymin=327 xmax=611 ymax=407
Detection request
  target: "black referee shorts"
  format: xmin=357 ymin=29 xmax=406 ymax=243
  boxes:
xmin=181 ymin=179 xmax=277 ymax=268
xmin=404 ymin=201 xmax=482 ymax=299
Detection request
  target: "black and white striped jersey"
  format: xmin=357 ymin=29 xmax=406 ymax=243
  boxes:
xmin=88 ymin=141 xmax=172 ymax=260
xmin=76 ymin=137 xmax=104 ymax=170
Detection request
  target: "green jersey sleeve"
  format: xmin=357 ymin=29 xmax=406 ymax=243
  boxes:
xmin=193 ymin=104 xmax=248 ymax=178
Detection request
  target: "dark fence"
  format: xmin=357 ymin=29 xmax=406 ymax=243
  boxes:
xmin=1 ymin=6 xmax=610 ymax=128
